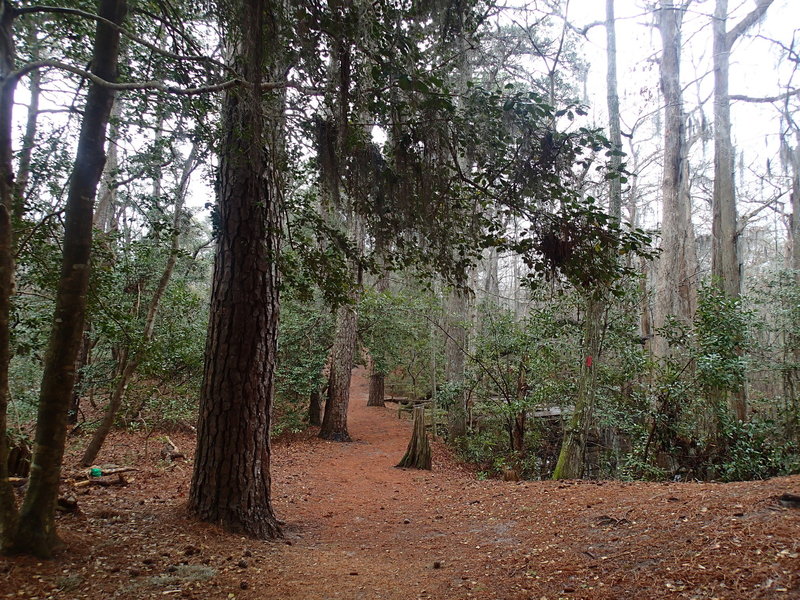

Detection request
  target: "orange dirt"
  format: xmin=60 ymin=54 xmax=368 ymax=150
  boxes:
xmin=2 ymin=368 xmax=799 ymax=599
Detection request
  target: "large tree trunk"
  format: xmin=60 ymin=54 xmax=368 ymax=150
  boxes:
xmin=784 ymin=127 xmax=800 ymax=441
xmin=711 ymin=0 xmax=740 ymax=299
xmin=70 ymin=100 xmax=124 ymax=427
xmin=188 ymin=0 xmax=283 ymax=540
xmin=320 ymin=304 xmax=357 ymax=441
xmin=711 ymin=0 xmax=744 ymax=422
xmin=0 ymin=0 xmax=19 ymax=547
xmin=793 ymin=138 xmax=800 ymax=280
xmin=11 ymin=0 xmax=126 ymax=558
xmin=652 ymin=0 xmax=698 ymax=358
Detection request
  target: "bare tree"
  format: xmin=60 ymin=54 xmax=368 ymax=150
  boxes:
xmin=652 ymin=0 xmax=698 ymax=358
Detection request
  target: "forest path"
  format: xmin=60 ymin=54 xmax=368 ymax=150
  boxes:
xmin=268 ymin=368 xmax=476 ymax=599
xmin=5 ymin=368 xmax=799 ymax=600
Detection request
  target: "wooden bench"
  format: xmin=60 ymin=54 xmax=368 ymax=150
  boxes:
xmin=394 ymin=398 xmax=432 ymax=420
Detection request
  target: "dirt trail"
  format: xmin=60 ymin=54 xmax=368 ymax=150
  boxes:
xmin=2 ymin=368 xmax=799 ymax=599
xmin=268 ymin=368 xmax=475 ymax=598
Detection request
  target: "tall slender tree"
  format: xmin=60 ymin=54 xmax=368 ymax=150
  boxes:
xmin=0 ymin=0 xmax=19 ymax=545
xmin=711 ymin=0 xmax=774 ymax=422
xmin=652 ymin=0 xmax=698 ymax=358
xmin=8 ymin=0 xmax=127 ymax=557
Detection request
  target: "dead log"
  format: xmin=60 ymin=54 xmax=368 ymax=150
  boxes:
xmin=6 ymin=435 xmax=31 ymax=477
xmin=396 ymin=405 xmax=432 ymax=470
xmin=160 ymin=436 xmax=185 ymax=462
xmin=57 ymin=494 xmax=79 ymax=512
xmin=74 ymin=473 xmax=130 ymax=488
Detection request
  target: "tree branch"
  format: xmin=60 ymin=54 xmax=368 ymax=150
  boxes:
xmin=726 ymin=0 xmax=775 ymax=47
xmin=730 ymin=88 xmax=800 ymax=103
xmin=6 ymin=60 xmax=245 ymax=95
xmin=15 ymin=5 xmax=229 ymax=73
xmin=565 ymin=20 xmax=603 ymax=38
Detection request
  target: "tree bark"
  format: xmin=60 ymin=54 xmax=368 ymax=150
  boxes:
xmin=188 ymin=0 xmax=283 ymax=540
xmin=11 ymin=0 xmax=127 ymax=558
xmin=320 ymin=303 xmax=357 ymax=441
xmin=652 ymin=0 xmax=698 ymax=358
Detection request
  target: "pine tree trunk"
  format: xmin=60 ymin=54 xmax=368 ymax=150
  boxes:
xmin=12 ymin=0 xmax=126 ymax=558
xmin=188 ymin=0 xmax=283 ymax=540
xmin=320 ymin=304 xmax=357 ymax=441
xmin=711 ymin=0 xmax=740 ymax=299
xmin=712 ymin=0 xmax=744 ymax=423
xmin=396 ymin=405 xmax=431 ymax=470
xmin=552 ymin=4 xmax=621 ymax=479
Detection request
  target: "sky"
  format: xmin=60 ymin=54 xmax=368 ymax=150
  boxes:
xmin=567 ymin=0 xmax=798 ymax=236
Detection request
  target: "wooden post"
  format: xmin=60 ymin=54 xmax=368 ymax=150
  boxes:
xmin=396 ymin=405 xmax=432 ymax=470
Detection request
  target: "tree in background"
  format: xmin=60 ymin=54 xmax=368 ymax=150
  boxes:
xmin=711 ymin=0 xmax=775 ymax=421
xmin=652 ymin=0 xmax=698 ymax=359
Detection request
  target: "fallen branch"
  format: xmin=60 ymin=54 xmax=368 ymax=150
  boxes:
xmin=74 ymin=473 xmax=130 ymax=488
xmin=160 ymin=436 xmax=185 ymax=462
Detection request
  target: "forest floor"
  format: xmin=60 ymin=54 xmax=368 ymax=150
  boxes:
xmin=2 ymin=369 xmax=799 ymax=600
